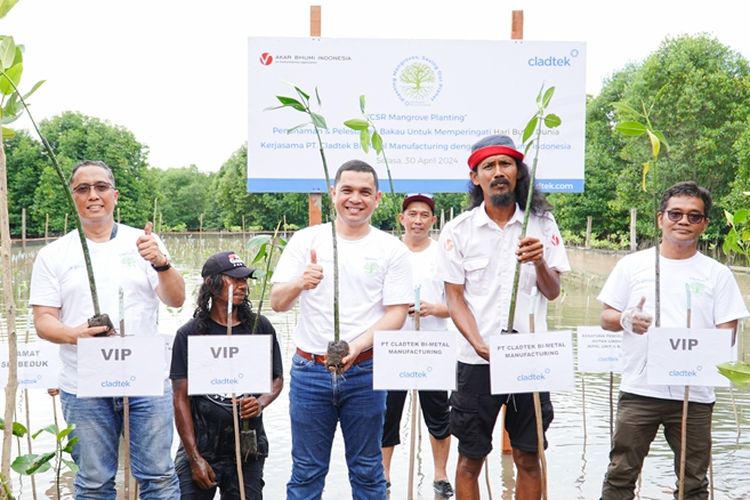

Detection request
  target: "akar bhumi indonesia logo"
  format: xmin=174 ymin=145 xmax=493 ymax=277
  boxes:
xmin=392 ymin=56 xmax=443 ymax=105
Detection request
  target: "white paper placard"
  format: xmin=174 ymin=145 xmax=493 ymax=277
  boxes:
xmin=490 ymin=331 xmax=575 ymax=394
xmin=77 ymin=337 xmax=166 ymax=397
xmin=188 ymin=336 xmax=272 ymax=395
xmin=373 ymin=330 xmax=456 ymax=390
xmin=647 ymin=327 xmax=733 ymax=387
xmin=576 ymin=326 xmax=623 ymax=373
xmin=248 ymin=37 xmax=586 ymax=193
xmin=0 ymin=342 xmax=59 ymax=390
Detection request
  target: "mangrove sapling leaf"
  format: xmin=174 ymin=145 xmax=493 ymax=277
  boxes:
xmin=0 ymin=1 xmax=18 ymax=20
xmin=344 ymin=95 xmax=400 ymax=234
xmin=11 ymin=452 xmax=54 ymax=475
xmin=614 ymin=121 xmax=647 ymax=136
xmin=270 ymin=84 xmax=347 ymax=371
xmin=0 ymin=419 xmax=27 ymax=438
xmin=506 ymin=84 xmax=561 ymax=332
xmin=717 ymin=362 xmax=750 ymax=388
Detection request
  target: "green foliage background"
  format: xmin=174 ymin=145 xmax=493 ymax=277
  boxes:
xmin=6 ymin=35 xmax=750 ymax=255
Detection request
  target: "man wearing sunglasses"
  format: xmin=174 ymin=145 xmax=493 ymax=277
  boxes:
xmin=599 ymin=181 xmax=748 ymax=499
xmin=30 ymin=160 xmax=185 ymax=498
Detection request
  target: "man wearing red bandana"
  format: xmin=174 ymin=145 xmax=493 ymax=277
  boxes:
xmin=437 ymin=134 xmax=570 ymax=499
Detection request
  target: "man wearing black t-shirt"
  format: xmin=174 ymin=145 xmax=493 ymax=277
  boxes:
xmin=170 ymin=251 xmax=284 ymax=499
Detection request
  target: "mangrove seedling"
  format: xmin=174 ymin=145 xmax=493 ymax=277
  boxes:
xmin=505 ymin=83 xmax=562 ymax=331
xmin=344 ymin=95 xmax=401 ymax=235
xmin=267 ymin=85 xmax=348 ymax=372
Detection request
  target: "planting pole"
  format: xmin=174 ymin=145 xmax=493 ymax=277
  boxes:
xmin=528 ymin=287 xmax=548 ymax=500
xmin=23 ymin=315 xmax=37 ymax=500
xmin=227 ymin=284 xmax=247 ymax=500
xmin=119 ymin=288 xmax=132 ymax=499
xmin=307 ymin=5 xmax=323 ymax=227
xmin=678 ymin=286 xmax=691 ymax=500
xmin=407 ymin=286 xmax=421 ymax=500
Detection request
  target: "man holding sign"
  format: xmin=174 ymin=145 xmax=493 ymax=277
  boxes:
xmin=381 ymin=193 xmax=453 ymax=497
xmin=438 ymin=135 xmax=570 ymax=499
xmin=271 ymin=160 xmax=412 ymax=499
xmin=171 ymin=251 xmax=283 ymax=499
xmin=30 ymin=160 xmax=185 ymax=498
xmin=599 ymin=181 xmax=748 ymax=499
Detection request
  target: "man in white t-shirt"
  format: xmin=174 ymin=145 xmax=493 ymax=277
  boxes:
xmin=599 ymin=181 xmax=748 ymax=499
xmin=270 ymin=160 xmax=412 ymax=499
xmin=29 ymin=160 xmax=185 ymax=499
xmin=438 ymin=134 xmax=570 ymax=500
xmin=381 ymin=193 xmax=453 ymax=498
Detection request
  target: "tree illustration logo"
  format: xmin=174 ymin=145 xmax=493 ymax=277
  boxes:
xmin=392 ymin=56 xmax=443 ymax=105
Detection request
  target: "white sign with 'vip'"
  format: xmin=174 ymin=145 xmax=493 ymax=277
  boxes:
xmin=490 ymin=331 xmax=575 ymax=394
xmin=77 ymin=336 xmax=166 ymax=397
xmin=188 ymin=336 xmax=272 ymax=395
xmin=647 ymin=327 xmax=734 ymax=387
xmin=373 ymin=330 xmax=457 ymax=391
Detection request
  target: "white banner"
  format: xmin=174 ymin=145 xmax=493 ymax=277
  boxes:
xmin=490 ymin=331 xmax=575 ymax=394
xmin=0 ymin=342 xmax=59 ymax=390
xmin=77 ymin=337 xmax=166 ymax=397
xmin=647 ymin=327 xmax=733 ymax=387
xmin=248 ymin=37 xmax=586 ymax=193
xmin=188 ymin=336 xmax=272 ymax=395
xmin=373 ymin=330 xmax=456 ymax=390
xmin=576 ymin=326 xmax=623 ymax=373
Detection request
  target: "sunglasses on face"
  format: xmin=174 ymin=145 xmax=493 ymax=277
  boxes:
xmin=664 ymin=210 xmax=706 ymax=224
xmin=72 ymin=182 xmax=114 ymax=196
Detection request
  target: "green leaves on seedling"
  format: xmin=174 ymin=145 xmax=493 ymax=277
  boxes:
xmin=11 ymin=422 xmax=79 ymax=476
xmin=722 ymin=208 xmax=750 ymax=263
xmin=344 ymin=96 xmax=386 ymax=157
xmin=0 ymin=35 xmax=45 ymax=125
xmin=612 ymin=98 xmax=670 ymax=193
xmin=522 ymin=85 xmax=562 ymax=155
xmin=267 ymin=86 xmax=328 ymax=133
xmin=717 ymin=361 xmax=750 ymax=389
xmin=0 ymin=418 xmax=27 ymax=437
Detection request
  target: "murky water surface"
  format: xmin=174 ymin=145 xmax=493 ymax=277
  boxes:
xmin=1 ymin=235 xmax=748 ymax=499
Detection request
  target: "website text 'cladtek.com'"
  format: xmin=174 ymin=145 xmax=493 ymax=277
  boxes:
xmin=537 ymin=181 xmax=575 ymax=191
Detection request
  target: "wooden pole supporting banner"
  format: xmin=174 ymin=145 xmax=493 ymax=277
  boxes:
xmin=630 ymin=208 xmax=637 ymax=251
xmin=307 ymin=5 xmax=324 ymax=226
xmin=585 ymin=216 xmax=592 ymax=249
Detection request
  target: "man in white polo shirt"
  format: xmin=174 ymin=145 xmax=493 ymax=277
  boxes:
xmin=438 ymin=134 xmax=570 ymax=499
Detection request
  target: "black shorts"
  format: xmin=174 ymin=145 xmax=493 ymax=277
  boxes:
xmin=450 ymin=362 xmax=554 ymax=459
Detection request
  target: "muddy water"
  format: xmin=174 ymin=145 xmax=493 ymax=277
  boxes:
xmin=1 ymin=235 xmax=748 ymax=499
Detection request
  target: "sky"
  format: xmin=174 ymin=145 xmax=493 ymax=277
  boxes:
xmin=6 ymin=0 xmax=749 ymax=172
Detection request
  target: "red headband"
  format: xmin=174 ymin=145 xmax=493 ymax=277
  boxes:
xmin=467 ymin=145 xmax=524 ymax=170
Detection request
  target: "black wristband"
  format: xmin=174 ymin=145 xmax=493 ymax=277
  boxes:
xmin=151 ymin=261 xmax=171 ymax=272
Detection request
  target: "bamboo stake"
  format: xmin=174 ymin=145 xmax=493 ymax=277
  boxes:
xmin=580 ymin=375 xmax=588 ymax=445
xmin=23 ymin=313 xmax=37 ymax=500
xmin=407 ymin=285 xmax=421 ymax=500
xmin=118 ymin=288 xmax=132 ymax=499
xmin=678 ymin=285 xmax=691 ymax=500
xmin=609 ymin=371 xmax=614 ymax=446
xmin=227 ymin=284 xmax=246 ymax=500
xmin=528 ymin=287 xmax=548 ymax=500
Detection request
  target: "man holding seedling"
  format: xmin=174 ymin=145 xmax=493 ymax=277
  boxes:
xmin=271 ymin=160 xmax=412 ymax=499
xmin=599 ymin=181 xmax=748 ymax=499
xmin=171 ymin=251 xmax=283 ymax=499
xmin=381 ymin=193 xmax=453 ymax=497
xmin=30 ymin=160 xmax=185 ymax=498
xmin=438 ymin=135 xmax=570 ymax=499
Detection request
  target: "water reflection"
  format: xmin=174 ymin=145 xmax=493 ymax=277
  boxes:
xmin=1 ymin=236 xmax=748 ymax=499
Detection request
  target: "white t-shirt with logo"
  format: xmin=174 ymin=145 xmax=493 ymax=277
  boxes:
xmin=272 ymin=223 xmax=413 ymax=354
xmin=404 ymin=239 xmax=448 ymax=332
xmin=438 ymin=203 xmax=570 ymax=365
xmin=29 ymin=225 xmax=170 ymax=394
xmin=597 ymin=248 xmax=749 ymax=403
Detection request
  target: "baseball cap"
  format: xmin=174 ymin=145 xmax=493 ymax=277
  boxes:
xmin=201 ymin=251 xmax=255 ymax=279
xmin=402 ymin=193 xmax=435 ymax=213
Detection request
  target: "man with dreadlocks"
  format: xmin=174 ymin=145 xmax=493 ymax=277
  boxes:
xmin=170 ymin=251 xmax=283 ymax=499
xmin=437 ymin=135 xmax=570 ymax=499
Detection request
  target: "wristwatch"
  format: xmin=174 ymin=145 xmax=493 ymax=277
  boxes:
xmin=151 ymin=260 xmax=172 ymax=272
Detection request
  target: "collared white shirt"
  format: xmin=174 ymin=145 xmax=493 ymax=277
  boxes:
xmin=438 ymin=202 xmax=570 ymax=364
